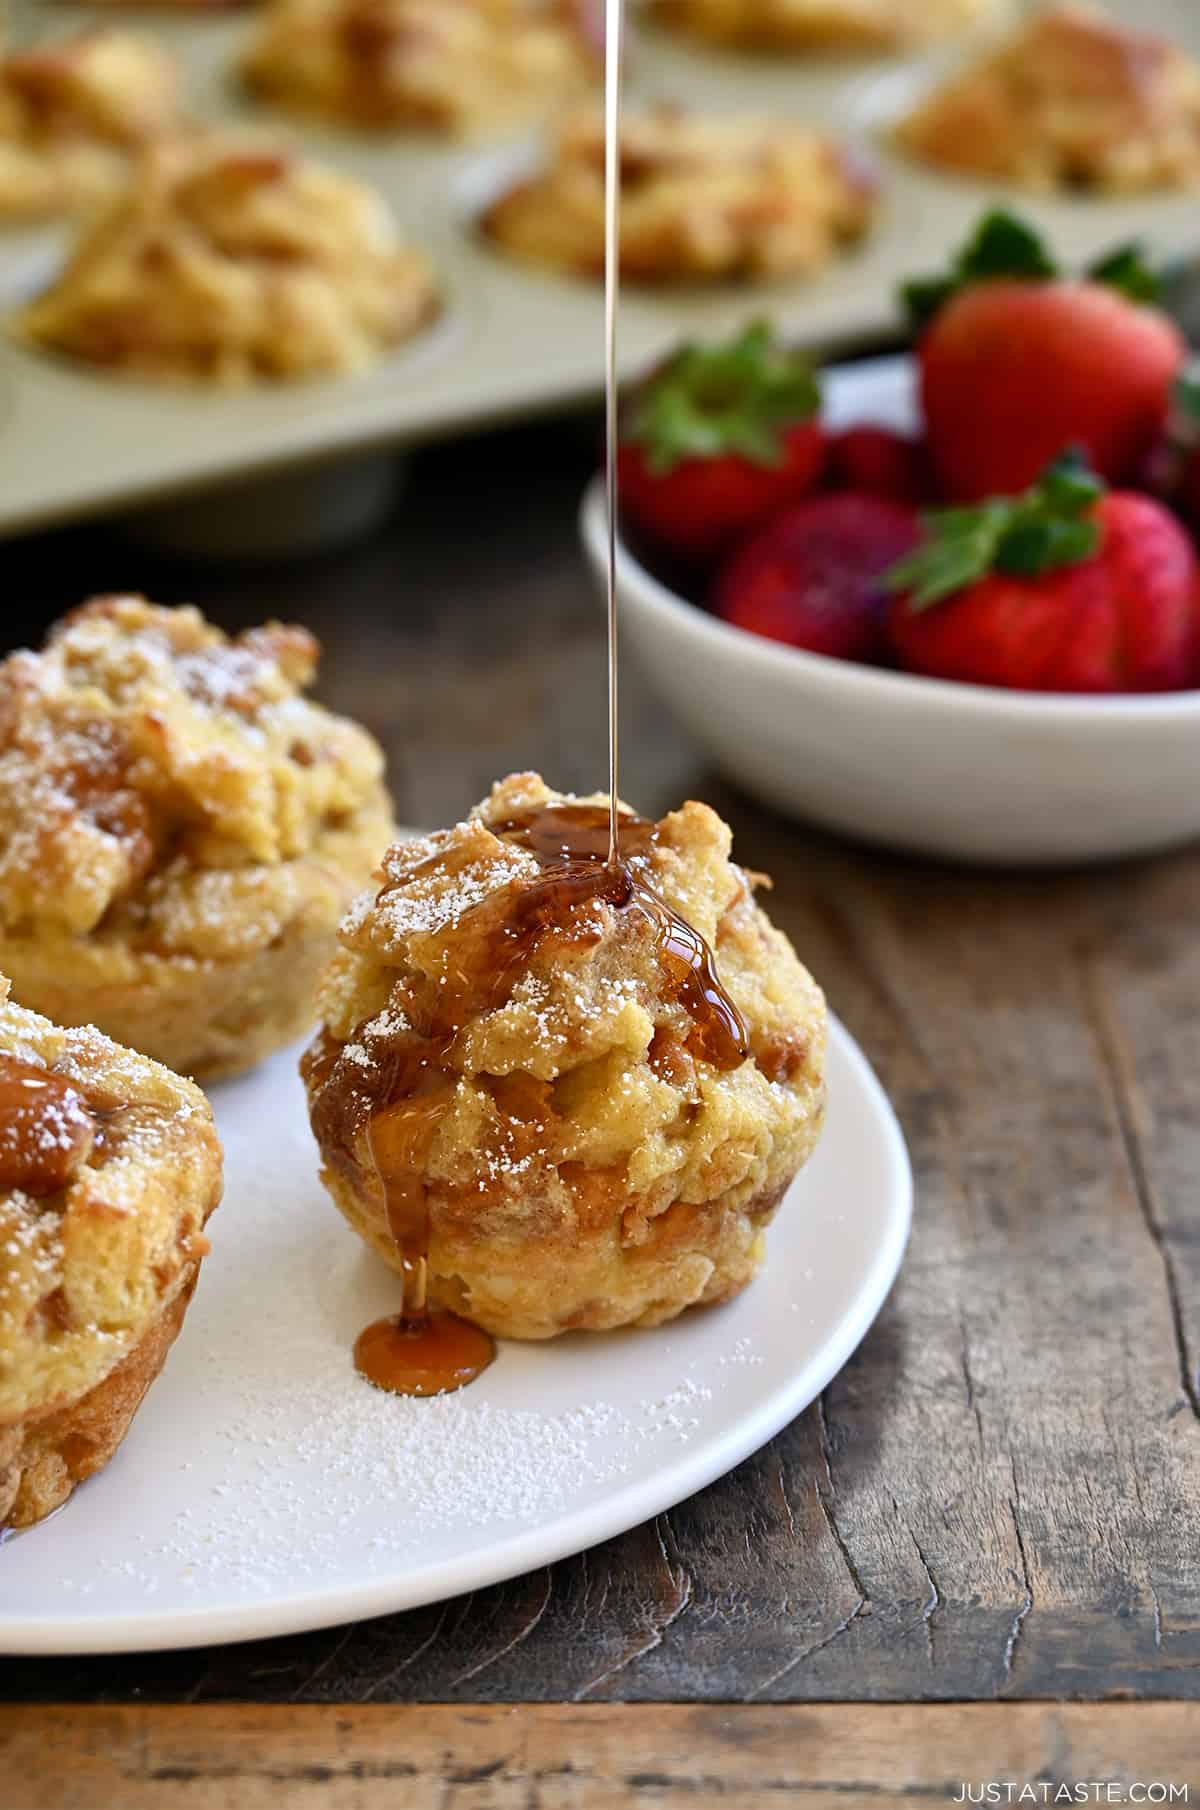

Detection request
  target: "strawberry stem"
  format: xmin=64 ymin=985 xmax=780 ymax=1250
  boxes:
xmin=627 ymin=321 xmax=819 ymax=476
xmin=885 ymin=451 xmax=1104 ymax=610
xmin=901 ymin=211 xmax=1160 ymax=331
xmin=902 ymin=211 xmax=1055 ymax=331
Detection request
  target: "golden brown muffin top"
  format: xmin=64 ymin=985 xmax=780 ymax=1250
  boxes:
xmin=0 ymin=595 xmax=387 ymax=939
xmin=651 ymin=0 xmax=996 ymax=51
xmin=0 ymin=976 xmax=221 ymax=1423
xmin=309 ymin=773 xmax=825 ymax=1199
xmin=21 ymin=134 xmax=439 ymax=382
xmin=77 ymin=0 xmax=250 ymax=8
xmin=0 ymin=28 xmax=180 ymax=154
xmin=484 ymin=105 xmax=876 ymax=283
xmin=0 ymin=28 xmax=182 ymax=222
xmin=241 ymin=0 xmax=598 ymax=134
xmin=897 ymin=3 xmax=1200 ymax=193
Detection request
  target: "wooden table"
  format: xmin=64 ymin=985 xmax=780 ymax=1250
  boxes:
xmin=3 ymin=418 xmax=1200 ymax=1805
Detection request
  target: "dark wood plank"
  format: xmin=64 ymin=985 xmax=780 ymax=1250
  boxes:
xmin=4 ymin=1703 xmax=1200 ymax=1810
xmin=1 ymin=418 xmax=1199 ymax=1702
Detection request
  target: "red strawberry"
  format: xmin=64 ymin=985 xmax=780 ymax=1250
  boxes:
xmin=714 ymin=493 xmax=921 ymax=663
xmin=886 ymin=454 xmax=1197 ymax=693
xmin=904 ymin=213 xmax=1185 ymax=502
xmin=827 ymin=426 xmax=933 ymax=505
xmin=617 ymin=321 xmax=825 ymax=565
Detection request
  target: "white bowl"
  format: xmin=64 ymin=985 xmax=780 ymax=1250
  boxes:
xmin=580 ymin=354 xmax=1200 ymax=867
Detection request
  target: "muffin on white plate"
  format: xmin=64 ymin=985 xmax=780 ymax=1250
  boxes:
xmin=21 ymin=132 xmax=439 ymax=384
xmin=302 ymin=773 xmax=827 ymax=1340
xmin=0 ymin=28 xmax=181 ymax=223
xmin=0 ymin=976 xmax=222 ymax=1529
xmin=483 ymin=104 xmax=877 ymax=284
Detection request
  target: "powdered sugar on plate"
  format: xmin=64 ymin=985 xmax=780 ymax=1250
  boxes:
xmin=0 ymin=1020 xmax=910 ymax=1653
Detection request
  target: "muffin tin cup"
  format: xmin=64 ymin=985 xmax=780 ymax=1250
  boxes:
xmin=2 ymin=0 xmax=1200 ymax=542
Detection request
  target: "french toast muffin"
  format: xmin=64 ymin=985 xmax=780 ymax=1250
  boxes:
xmin=0 ymin=977 xmax=222 ymax=1529
xmin=895 ymin=3 xmax=1200 ymax=194
xmin=0 ymin=28 xmax=181 ymax=223
xmin=651 ymin=0 xmax=997 ymax=52
xmin=21 ymin=134 xmax=439 ymax=384
xmin=302 ymin=773 xmax=826 ymax=1341
xmin=482 ymin=105 xmax=876 ymax=284
xmin=240 ymin=0 xmax=598 ymax=135
xmin=0 ymin=596 xmax=394 ymax=1081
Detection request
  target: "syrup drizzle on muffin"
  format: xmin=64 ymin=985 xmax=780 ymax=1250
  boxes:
xmin=0 ymin=1056 xmax=96 ymax=1197
xmin=313 ymin=800 xmax=750 ymax=1395
xmin=328 ymin=0 xmax=759 ymax=1397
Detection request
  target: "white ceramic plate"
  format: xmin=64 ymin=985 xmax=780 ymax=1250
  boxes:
xmin=1 ymin=0 xmax=1199 ymax=535
xmin=0 ymin=1016 xmax=910 ymax=1655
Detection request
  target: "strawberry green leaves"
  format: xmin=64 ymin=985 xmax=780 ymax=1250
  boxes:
xmin=901 ymin=210 xmax=1161 ymax=331
xmin=1087 ymin=243 xmax=1161 ymax=305
xmin=901 ymin=211 xmax=1054 ymax=329
xmin=886 ymin=452 xmax=1104 ymax=610
xmin=627 ymin=321 xmax=819 ymax=476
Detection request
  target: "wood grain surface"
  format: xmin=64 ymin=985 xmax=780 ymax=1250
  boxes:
xmin=1 ymin=418 xmax=1198 ymax=1704
xmin=3 ymin=1703 xmax=1200 ymax=1809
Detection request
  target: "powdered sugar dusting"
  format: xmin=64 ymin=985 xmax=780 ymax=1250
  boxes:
xmin=91 ymin=1384 xmax=635 ymax=1597
xmin=0 ymin=1022 xmax=910 ymax=1646
xmin=374 ymin=857 xmax=535 ymax=945
xmin=85 ymin=1298 xmax=734 ymax=1599
xmin=46 ymin=1041 xmax=767 ymax=1605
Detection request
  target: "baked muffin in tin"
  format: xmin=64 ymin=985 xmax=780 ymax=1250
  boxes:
xmin=650 ymin=0 xmax=999 ymax=51
xmin=483 ymin=105 xmax=876 ymax=284
xmin=896 ymin=3 xmax=1200 ymax=195
xmin=22 ymin=134 xmax=439 ymax=384
xmin=241 ymin=0 xmax=598 ymax=135
xmin=0 ymin=28 xmax=182 ymax=223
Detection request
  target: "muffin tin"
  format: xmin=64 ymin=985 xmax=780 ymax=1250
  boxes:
xmin=3 ymin=0 xmax=1200 ymax=538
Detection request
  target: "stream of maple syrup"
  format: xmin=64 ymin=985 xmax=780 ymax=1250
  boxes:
xmin=340 ymin=0 xmax=746 ymax=1398
xmin=602 ymin=0 xmax=625 ymax=867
